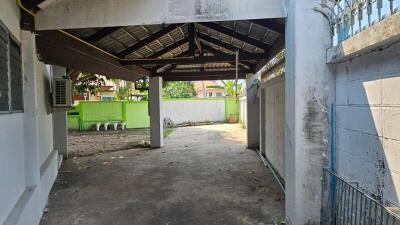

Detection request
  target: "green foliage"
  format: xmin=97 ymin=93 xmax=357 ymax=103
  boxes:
xmin=111 ymin=79 xmax=131 ymax=100
xmin=221 ymin=80 xmax=242 ymax=97
xmin=163 ymin=128 xmax=173 ymax=138
xmin=135 ymin=78 xmax=149 ymax=92
xmin=114 ymin=84 xmax=130 ymax=100
xmin=73 ymin=72 xmax=106 ymax=95
xmin=163 ymin=81 xmax=196 ymax=98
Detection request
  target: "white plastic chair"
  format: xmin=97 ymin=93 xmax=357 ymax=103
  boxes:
xmin=113 ymin=122 xmax=118 ymax=130
xmin=96 ymin=123 xmax=101 ymax=131
xmin=104 ymin=122 xmax=110 ymax=131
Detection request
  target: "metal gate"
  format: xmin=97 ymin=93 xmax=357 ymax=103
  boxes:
xmin=322 ymin=168 xmax=400 ymax=225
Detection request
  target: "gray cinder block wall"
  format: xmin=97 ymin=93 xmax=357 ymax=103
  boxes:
xmin=335 ymin=41 xmax=400 ymax=206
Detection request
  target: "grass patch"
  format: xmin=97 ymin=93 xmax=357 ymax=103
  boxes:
xmin=163 ymin=128 xmax=173 ymax=138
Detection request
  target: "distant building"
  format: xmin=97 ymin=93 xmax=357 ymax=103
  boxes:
xmin=74 ymin=76 xmax=137 ymax=104
xmin=193 ymin=81 xmax=226 ymax=98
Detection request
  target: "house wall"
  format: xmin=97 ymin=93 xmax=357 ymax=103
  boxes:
xmin=262 ymin=76 xmax=285 ymax=179
xmin=335 ymin=41 xmax=400 ymax=206
xmin=0 ymin=113 xmax=26 ymax=224
xmin=0 ymin=1 xmax=59 ymax=224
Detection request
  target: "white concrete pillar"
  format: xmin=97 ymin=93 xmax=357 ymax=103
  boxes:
xmin=246 ymin=73 xmax=260 ymax=149
xmin=52 ymin=66 xmax=68 ymax=158
xmin=22 ymin=31 xmax=41 ymax=187
xmin=259 ymin=87 xmax=266 ymax=156
xmin=285 ymin=0 xmax=335 ymax=224
xmin=149 ymin=76 xmax=163 ymax=148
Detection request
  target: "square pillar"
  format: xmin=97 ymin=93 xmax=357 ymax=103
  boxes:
xmin=285 ymin=0 xmax=335 ymax=224
xmin=259 ymin=87 xmax=266 ymax=156
xmin=149 ymin=76 xmax=163 ymax=148
xmin=246 ymin=73 xmax=260 ymax=149
xmin=52 ymin=65 xmax=68 ymax=158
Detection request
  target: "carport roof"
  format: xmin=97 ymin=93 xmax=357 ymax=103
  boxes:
xmin=22 ymin=0 xmax=284 ymax=81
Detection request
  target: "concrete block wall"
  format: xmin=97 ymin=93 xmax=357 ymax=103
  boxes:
xmin=163 ymin=99 xmax=226 ymax=125
xmin=335 ymin=41 xmax=400 ymax=206
xmin=262 ymin=76 xmax=285 ymax=179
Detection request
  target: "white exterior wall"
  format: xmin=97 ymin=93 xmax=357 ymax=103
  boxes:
xmin=0 ymin=114 xmax=26 ymax=224
xmin=163 ymin=99 xmax=225 ymax=125
xmin=262 ymin=76 xmax=285 ymax=179
xmin=335 ymin=41 xmax=400 ymax=206
xmin=0 ymin=1 xmax=59 ymax=224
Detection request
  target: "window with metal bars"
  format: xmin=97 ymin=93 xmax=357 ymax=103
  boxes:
xmin=0 ymin=21 xmax=23 ymax=113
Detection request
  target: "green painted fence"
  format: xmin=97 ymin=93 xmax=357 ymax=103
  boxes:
xmin=68 ymin=98 xmax=241 ymax=130
xmin=67 ymin=115 xmax=80 ymax=130
xmin=124 ymin=102 xmax=150 ymax=128
xmin=80 ymin=101 xmax=124 ymax=130
xmin=225 ymin=98 xmax=240 ymax=122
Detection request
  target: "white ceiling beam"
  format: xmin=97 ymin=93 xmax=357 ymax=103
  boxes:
xmin=35 ymin=0 xmax=287 ymax=30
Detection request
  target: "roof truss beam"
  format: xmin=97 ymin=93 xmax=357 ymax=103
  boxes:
xmin=116 ymin=23 xmax=184 ymax=58
xmin=196 ymin=32 xmax=250 ymax=54
xmin=84 ymin=27 xmax=122 ymax=43
xmin=147 ymin=38 xmax=189 ymax=58
xmin=188 ymin=23 xmax=196 ymax=56
xmin=199 ymin=22 xmax=271 ymax=51
xmin=151 ymin=50 xmax=190 ymax=73
xmin=202 ymin=45 xmax=256 ymax=71
xmin=250 ymin=19 xmax=285 ymax=33
xmin=122 ymin=53 xmax=268 ymax=65
xmin=163 ymin=71 xmax=247 ymax=81
xmin=164 ymin=75 xmax=246 ymax=81
xmin=36 ymin=30 xmax=149 ymax=81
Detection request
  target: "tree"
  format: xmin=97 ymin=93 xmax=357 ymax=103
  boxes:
xmin=114 ymin=82 xmax=132 ymax=100
xmin=163 ymin=81 xmax=196 ymax=98
xmin=73 ymin=72 xmax=106 ymax=96
xmin=221 ymin=80 xmax=242 ymax=97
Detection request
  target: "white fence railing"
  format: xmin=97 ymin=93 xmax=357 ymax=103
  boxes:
xmin=318 ymin=0 xmax=400 ymax=45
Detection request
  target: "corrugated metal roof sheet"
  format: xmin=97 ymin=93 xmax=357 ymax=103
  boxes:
xmin=65 ymin=19 xmax=283 ymax=78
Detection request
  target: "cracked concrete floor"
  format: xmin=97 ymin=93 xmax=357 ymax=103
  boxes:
xmin=40 ymin=124 xmax=284 ymax=225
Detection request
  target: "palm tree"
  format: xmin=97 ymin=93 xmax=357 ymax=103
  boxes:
xmin=221 ymin=80 xmax=242 ymax=97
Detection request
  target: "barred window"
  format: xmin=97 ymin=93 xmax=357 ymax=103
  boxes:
xmin=10 ymin=38 xmax=23 ymax=110
xmin=0 ymin=26 xmax=8 ymax=111
xmin=0 ymin=21 xmax=23 ymax=112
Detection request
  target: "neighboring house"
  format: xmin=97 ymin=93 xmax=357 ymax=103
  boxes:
xmin=193 ymin=81 xmax=226 ymax=98
xmin=91 ymin=86 xmax=116 ymax=101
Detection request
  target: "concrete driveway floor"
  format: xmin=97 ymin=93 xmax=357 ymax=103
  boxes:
xmin=40 ymin=124 xmax=284 ymax=225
